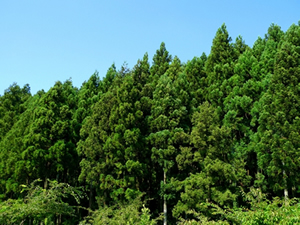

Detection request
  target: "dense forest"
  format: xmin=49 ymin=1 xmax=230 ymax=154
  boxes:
xmin=1 ymin=21 xmax=300 ymax=224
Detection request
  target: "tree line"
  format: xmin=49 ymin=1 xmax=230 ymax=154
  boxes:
xmin=0 ymin=22 xmax=300 ymax=224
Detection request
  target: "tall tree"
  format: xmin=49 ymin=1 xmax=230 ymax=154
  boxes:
xmin=205 ymin=24 xmax=241 ymax=117
xmin=148 ymin=56 xmax=190 ymax=224
xmin=174 ymin=102 xmax=249 ymax=221
xmin=221 ymin=24 xmax=284 ymax=191
xmin=150 ymin=42 xmax=172 ymax=85
xmin=73 ymin=71 xmax=102 ymax=143
xmin=77 ymin=57 xmax=153 ymax=209
xmin=0 ymin=94 xmax=39 ymax=199
xmin=183 ymin=53 xmax=207 ymax=108
xmin=20 ymin=80 xmax=79 ymax=189
xmin=255 ymin=23 xmax=300 ymax=199
xmin=250 ymin=24 xmax=284 ymax=189
xmin=0 ymin=83 xmax=31 ymax=140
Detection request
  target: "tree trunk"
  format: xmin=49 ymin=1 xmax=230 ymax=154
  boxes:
xmin=44 ymin=177 xmax=48 ymax=189
xmin=284 ymin=186 xmax=289 ymax=203
xmin=282 ymin=161 xmax=289 ymax=204
xmin=89 ymin=183 xmax=93 ymax=214
xmin=44 ymin=162 xmax=50 ymax=189
xmin=163 ymin=170 xmax=167 ymax=225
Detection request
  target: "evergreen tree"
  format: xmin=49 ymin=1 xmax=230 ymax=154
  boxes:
xmin=0 ymin=83 xmax=31 ymax=140
xmin=150 ymin=42 xmax=172 ymax=85
xmin=249 ymin=24 xmax=285 ymax=191
xmin=0 ymin=94 xmax=39 ymax=199
xmin=184 ymin=53 xmax=207 ymax=108
xmin=255 ymin=23 xmax=300 ymax=198
xmin=174 ymin=102 xmax=249 ymax=220
xmin=1 ymin=21 xmax=300 ymax=224
xmin=78 ymin=58 xmax=153 ymax=209
xmin=77 ymin=66 xmax=118 ymax=208
xmin=147 ymin=56 xmax=190 ymax=224
xmin=73 ymin=71 xmax=102 ymax=142
xmin=21 ymin=80 xmax=79 ymax=189
xmin=222 ymin=24 xmax=284 ymax=191
xmin=205 ymin=24 xmax=242 ymax=117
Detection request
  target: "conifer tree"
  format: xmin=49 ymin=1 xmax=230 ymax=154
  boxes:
xmin=20 ymin=80 xmax=79 ymax=189
xmin=256 ymin=23 xmax=300 ymax=198
xmin=147 ymin=56 xmax=190 ymax=224
xmin=77 ymin=57 xmax=153 ymax=209
xmin=1 ymin=21 xmax=300 ymax=224
xmin=173 ymin=102 xmax=249 ymax=220
xmin=150 ymin=42 xmax=172 ymax=85
xmin=73 ymin=72 xmax=102 ymax=142
xmin=77 ymin=66 xmax=118 ymax=207
xmin=222 ymin=24 xmax=284 ymax=190
xmin=205 ymin=24 xmax=237 ymax=116
xmin=0 ymin=83 xmax=31 ymax=140
xmin=0 ymin=94 xmax=39 ymax=199
xmin=183 ymin=53 xmax=207 ymax=108
xmin=249 ymin=24 xmax=285 ymax=190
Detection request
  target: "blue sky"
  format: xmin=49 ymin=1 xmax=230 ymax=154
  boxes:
xmin=1 ymin=1 xmax=299 ymax=95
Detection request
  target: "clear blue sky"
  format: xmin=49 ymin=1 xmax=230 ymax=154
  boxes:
xmin=1 ymin=1 xmax=299 ymax=95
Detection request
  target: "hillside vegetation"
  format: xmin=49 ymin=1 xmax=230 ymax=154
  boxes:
xmin=1 ymin=22 xmax=300 ymax=224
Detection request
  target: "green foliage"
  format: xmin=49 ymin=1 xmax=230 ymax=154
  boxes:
xmin=77 ymin=58 xmax=151 ymax=208
xmin=150 ymin=42 xmax=172 ymax=79
xmin=174 ymin=102 xmax=249 ymax=220
xmin=0 ymin=83 xmax=31 ymax=140
xmin=184 ymin=53 xmax=207 ymax=108
xmin=230 ymin=187 xmax=300 ymax=224
xmin=80 ymin=195 xmax=160 ymax=225
xmin=0 ymin=94 xmax=39 ymax=198
xmin=178 ymin=188 xmax=300 ymax=224
xmin=205 ymin=23 xmax=245 ymax=118
xmin=20 ymin=80 xmax=79 ymax=188
xmin=1 ymin=21 xmax=300 ymax=224
xmin=0 ymin=179 xmax=83 ymax=225
xmin=255 ymin=23 xmax=300 ymax=195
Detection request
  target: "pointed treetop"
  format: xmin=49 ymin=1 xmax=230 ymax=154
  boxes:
xmin=265 ymin=23 xmax=284 ymax=42
xmin=132 ymin=52 xmax=150 ymax=85
xmin=165 ymin=56 xmax=182 ymax=80
xmin=206 ymin=23 xmax=233 ymax=73
xmin=150 ymin=42 xmax=172 ymax=77
xmin=285 ymin=23 xmax=300 ymax=46
xmin=233 ymin=35 xmax=249 ymax=57
xmin=101 ymin=63 xmax=117 ymax=92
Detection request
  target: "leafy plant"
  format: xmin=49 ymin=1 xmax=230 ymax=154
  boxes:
xmin=0 ymin=179 xmax=83 ymax=224
xmin=80 ymin=195 xmax=161 ymax=225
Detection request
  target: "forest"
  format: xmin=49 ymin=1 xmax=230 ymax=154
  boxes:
xmin=0 ymin=21 xmax=300 ymax=224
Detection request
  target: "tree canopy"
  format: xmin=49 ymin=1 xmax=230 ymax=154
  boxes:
xmin=1 ymin=21 xmax=300 ymax=224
